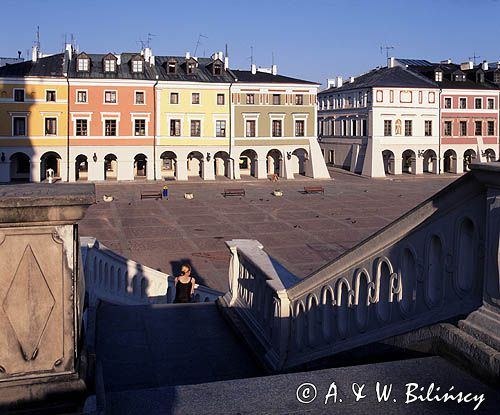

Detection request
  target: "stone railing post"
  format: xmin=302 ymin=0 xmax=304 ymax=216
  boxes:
xmin=0 ymin=184 xmax=95 ymax=412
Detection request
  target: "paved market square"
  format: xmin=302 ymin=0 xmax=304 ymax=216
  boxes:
xmin=79 ymin=169 xmax=458 ymax=292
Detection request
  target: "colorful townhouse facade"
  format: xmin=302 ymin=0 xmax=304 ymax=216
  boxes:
xmin=318 ymin=57 xmax=500 ymax=178
xmin=0 ymin=45 xmax=328 ymax=183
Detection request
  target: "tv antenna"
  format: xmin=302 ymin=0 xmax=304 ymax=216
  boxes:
xmin=146 ymin=33 xmax=156 ymax=48
xmin=35 ymin=25 xmax=40 ymax=49
xmin=248 ymin=46 xmax=254 ymax=65
xmin=380 ymin=45 xmax=394 ymax=59
xmin=194 ymin=33 xmax=207 ymax=56
xmin=468 ymin=53 xmax=481 ymax=65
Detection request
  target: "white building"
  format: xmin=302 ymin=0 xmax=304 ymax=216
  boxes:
xmin=318 ymin=59 xmax=440 ymax=177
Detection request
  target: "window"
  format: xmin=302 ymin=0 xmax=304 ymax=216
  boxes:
xmin=444 ymin=121 xmax=452 ymax=136
xmin=245 ymin=120 xmax=256 ymax=137
xmin=425 ymin=120 xmax=432 ymax=136
xmin=46 ymin=90 xmax=56 ymax=102
xmin=435 ymin=71 xmax=443 ymax=82
xmin=105 ymin=119 xmax=117 ymax=136
xmin=187 ymin=62 xmax=196 ymax=74
xmin=352 ymin=120 xmax=357 ymax=136
xmin=460 ymin=121 xmax=467 ymax=136
xmin=190 ymin=120 xmax=201 ymax=137
xmin=76 ymin=119 xmax=88 ymax=136
xmin=488 ymin=120 xmax=494 ymax=136
xmin=444 ymin=97 xmax=452 ymax=108
xmin=404 ymin=120 xmax=412 ymax=136
xmin=45 ymin=118 xmax=57 ymax=135
xmin=132 ymin=60 xmax=143 ymax=73
xmin=272 ymin=120 xmax=282 ymax=137
xmin=272 ymin=94 xmax=281 ymax=105
xmin=295 ymin=94 xmax=303 ymax=105
xmin=487 ymin=98 xmax=494 ymax=109
xmin=167 ymin=61 xmax=176 ymax=74
xmin=213 ymin=63 xmax=222 ymax=76
xmin=384 ymin=120 xmax=392 ymax=136
xmin=217 ymin=94 xmax=225 ymax=105
xmin=459 ymin=98 xmax=467 ymax=109
xmin=77 ymin=58 xmax=89 ymax=71
xmin=77 ymin=90 xmax=87 ymax=103
xmin=362 ymin=119 xmax=367 ymax=136
xmin=246 ymin=94 xmax=255 ymax=104
xmin=104 ymin=90 xmax=117 ymax=103
xmin=475 ymin=98 xmax=482 ymax=109
xmin=454 ymin=73 xmax=465 ymax=82
xmin=134 ymin=119 xmax=146 ymax=136
xmin=135 ymin=91 xmax=145 ymax=105
xmin=13 ymin=117 xmax=26 ymax=136
xmin=216 ymin=120 xmax=226 ymax=137
xmin=328 ymin=150 xmax=334 ymax=164
xmin=170 ymin=92 xmax=179 ymax=104
xmin=475 ymin=121 xmax=482 ymax=136
xmin=14 ymin=89 xmax=24 ymax=102
xmin=170 ymin=119 xmax=181 ymax=136
xmin=295 ymin=120 xmax=305 ymax=136
xmin=192 ymin=93 xmax=200 ymax=104
xmin=104 ymin=59 xmax=116 ymax=72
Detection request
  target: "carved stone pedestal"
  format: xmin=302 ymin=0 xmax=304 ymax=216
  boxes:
xmin=0 ymin=184 xmax=95 ymax=413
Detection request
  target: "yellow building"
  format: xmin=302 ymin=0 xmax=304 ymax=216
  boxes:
xmin=0 ymin=52 xmax=69 ymax=182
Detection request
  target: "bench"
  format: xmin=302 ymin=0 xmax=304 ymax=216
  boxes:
xmin=141 ymin=191 xmax=162 ymax=200
xmin=222 ymin=188 xmax=245 ymax=197
xmin=303 ymin=186 xmax=324 ymax=195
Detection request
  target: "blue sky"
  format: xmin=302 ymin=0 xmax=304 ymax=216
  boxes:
xmin=1 ymin=0 xmax=499 ymax=85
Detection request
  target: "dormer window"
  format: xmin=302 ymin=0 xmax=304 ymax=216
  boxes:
xmin=454 ymin=73 xmax=466 ymax=82
xmin=167 ymin=61 xmax=176 ymax=74
xmin=494 ymin=70 xmax=500 ymax=84
xmin=187 ymin=62 xmax=195 ymax=74
xmin=77 ymin=56 xmax=90 ymax=72
xmin=104 ymin=57 xmax=116 ymax=73
xmin=213 ymin=63 xmax=222 ymax=76
xmin=477 ymin=72 xmax=485 ymax=83
xmin=132 ymin=60 xmax=143 ymax=73
xmin=435 ymin=70 xmax=443 ymax=82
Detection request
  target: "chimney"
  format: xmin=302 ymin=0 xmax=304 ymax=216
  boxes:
xmin=17 ymin=50 xmax=21 ymax=59
xmin=440 ymin=59 xmax=452 ymax=64
xmin=251 ymin=63 xmax=257 ymax=74
xmin=143 ymin=47 xmax=153 ymax=64
xmin=185 ymin=51 xmax=191 ymax=59
xmin=116 ymin=54 xmax=121 ymax=65
xmin=482 ymin=60 xmax=489 ymax=71
xmin=327 ymin=78 xmax=335 ymax=89
xmin=461 ymin=61 xmax=473 ymax=70
xmin=336 ymin=76 xmax=343 ymax=88
xmin=224 ymin=56 xmax=229 ymax=69
xmin=271 ymin=64 xmax=277 ymax=75
xmin=65 ymin=43 xmax=73 ymax=61
xmin=31 ymin=45 xmax=39 ymax=62
xmin=349 ymin=76 xmax=355 ymax=83
xmin=387 ymin=57 xmax=395 ymax=68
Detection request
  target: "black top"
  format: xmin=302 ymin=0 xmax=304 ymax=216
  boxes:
xmin=174 ymin=277 xmax=193 ymax=303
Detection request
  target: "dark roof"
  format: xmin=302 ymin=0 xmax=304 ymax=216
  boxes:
xmin=0 ymin=53 xmax=64 ymax=77
xmin=398 ymin=59 xmax=500 ymax=90
xmin=231 ymin=70 xmax=317 ymax=85
xmin=68 ymin=52 xmax=157 ymax=80
xmin=319 ymin=66 xmax=437 ymax=95
xmin=155 ymin=56 xmax=233 ymax=83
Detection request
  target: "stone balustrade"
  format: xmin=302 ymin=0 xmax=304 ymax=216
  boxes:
xmin=220 ymin=163 xmax=500 ymax=375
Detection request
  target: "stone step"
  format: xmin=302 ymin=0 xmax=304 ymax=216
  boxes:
xmin=95 ymin=301 xmax=263 ymax=394
xmin=458 ymin=306 xmax=500 ymax=351
xmin=96 ymin=356 xmax=499 ymax=415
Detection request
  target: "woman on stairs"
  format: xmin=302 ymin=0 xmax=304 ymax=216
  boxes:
xmin=173 ymin=263 xmax=196 ymax=303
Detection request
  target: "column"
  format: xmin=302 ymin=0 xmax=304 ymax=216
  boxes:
xmin=415 ymin=156 xmax=423 ymax=175
xmin=0 ymin=161 xmax=11 ymax=183
xmin=119 ymin=159 xmax=134 ymax=181
xmin=147 ymin=160 xmax=155 ymax=180
xmin=176 ymin=158 xmax=188 ymax=181
xmin=256 ymin=158 xmax=267 ymax=179
xmin=394 ymin=157 xmax=403 ymax=175
xmin=232 ymin=158 xmax=240 ymax=180
xmin=456 ymin=156 xmax=464 ymax=174
xmin=203 ymin=159 xmax=215 ymax=180
xmin=59 ymin=160 xmax=69 ymax=182
xmin=283 ymin=156 xmax=294 ymax=179
xmin=88 ymin=161 xmax=105 ymax=181
xmin=30 ymin=161 xmax=41 ymax=182
xmin=0 ymin=184 xmax=94 ymax=410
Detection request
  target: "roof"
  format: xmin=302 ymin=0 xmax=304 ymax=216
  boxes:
xmin=231 ymin=69 xmax=317 ymax=85
xmin=68 ymin=53 xmax=157 ymax=80
xmin=319 ymin=66 xmax=437 ymax=95
xmin=0 ymin=53 xmax=64 ymax=77
xmin=397 ymin=58 xmax=500 ymax=90
xmin=155 ymin=56 xmax=234 ymax=83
